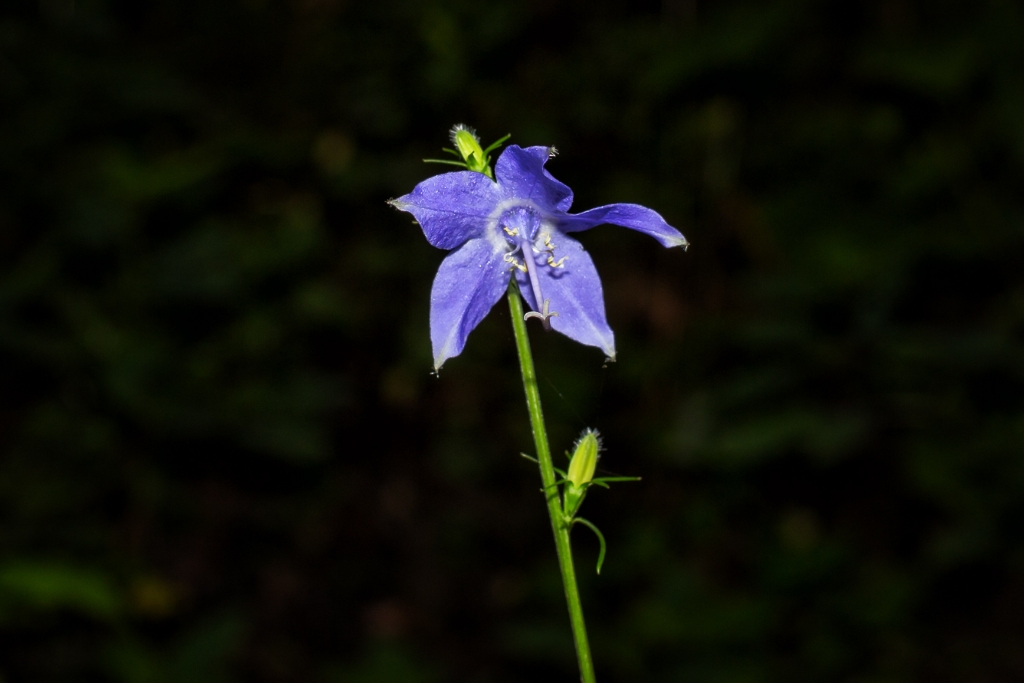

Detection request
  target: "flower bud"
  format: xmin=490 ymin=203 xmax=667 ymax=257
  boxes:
xmin=567 ymin=429 xmax=600 ymax=488
xmin=450 ymin=124 xmax=487 ymax=173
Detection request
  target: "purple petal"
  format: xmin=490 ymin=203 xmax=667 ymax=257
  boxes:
xmin=495 ymin=145 xmax=574 ymax=213
xmin=559 ymin=203 xmax=688 ymax=249
xmin=430 ymin=237 xmax=512 ymax=370
xmin=514 ymin=234 xmax=616 ymax=360
xmin=390 ymin=171 xmax=502 ymax=250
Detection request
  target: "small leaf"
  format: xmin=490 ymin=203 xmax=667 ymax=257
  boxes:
xmin=423 ymin=158 xmax=468 ymax=168
xmin=573 ymin=518 xmax=608 ymax=575
xmin=482 ymin=134 xmax=511 ymax=155
xmin=591 ymin=476 xmax=642 ymax=484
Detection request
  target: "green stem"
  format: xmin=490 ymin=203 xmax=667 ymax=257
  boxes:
xmin=507 ymin=286 xmax=597 ymax=683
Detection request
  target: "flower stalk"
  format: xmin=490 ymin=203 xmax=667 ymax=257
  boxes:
xmin=507 ymin=284 xmax=597 ymax=683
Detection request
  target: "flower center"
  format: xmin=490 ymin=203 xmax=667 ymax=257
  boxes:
xmin=496 ymin=206 xmax=539 ymax=244
xmin=496 ymin=206 xmax=566 ymax=329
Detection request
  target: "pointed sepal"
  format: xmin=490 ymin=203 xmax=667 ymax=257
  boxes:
xmin=573 ymin=517 xmax=608 ymax=575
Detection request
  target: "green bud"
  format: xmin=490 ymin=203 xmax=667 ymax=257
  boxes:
xmin=567 ymin=429 xmax=600 ymax=488
xmin=450 ymin=124 xmax=489 ymax=175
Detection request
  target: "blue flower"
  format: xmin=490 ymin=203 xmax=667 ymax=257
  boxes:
xmin=390 ymin=144 xmax=688 ymax=370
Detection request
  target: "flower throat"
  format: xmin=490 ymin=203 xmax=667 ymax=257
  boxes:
xmin=499 ymin=206 xmax=565 ymax=328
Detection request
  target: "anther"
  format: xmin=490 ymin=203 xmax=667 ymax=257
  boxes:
xmin=547 ymin=255 xmax=567 ymax=268
xmin=503 ymin=226 xmax=519 ymax=237
xmin=503 ymin=253 xmax=527 ymax=272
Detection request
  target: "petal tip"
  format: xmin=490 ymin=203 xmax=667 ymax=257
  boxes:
xmin=666 ymin=234 xmax=690 ymax=249
xmin=432 ymin=342 xmax=456 ymax=373
xmin=603 ymin=341 xmax=617 ymax=363
xmin=433 ymin=350 xmax=455 ymax=373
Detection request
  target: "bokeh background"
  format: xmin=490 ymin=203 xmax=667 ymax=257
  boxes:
xmin=3 ymin=0 xmax=1024 ymax=681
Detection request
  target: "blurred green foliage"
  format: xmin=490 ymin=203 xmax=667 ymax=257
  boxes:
xmin=1 ymin=0 xmax=1023 ymax=681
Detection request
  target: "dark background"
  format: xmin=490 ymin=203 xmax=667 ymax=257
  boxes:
xmin=2 ymin=0 xmax=1023 ymax=681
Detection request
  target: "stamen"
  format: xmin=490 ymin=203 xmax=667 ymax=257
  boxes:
xmin=503 ymin=252 xmax=527 ymax=273
xmin=503 ymin=226 xmax=518 ymax=237
xmin=547 ymin=255 xmax=567 ymax=268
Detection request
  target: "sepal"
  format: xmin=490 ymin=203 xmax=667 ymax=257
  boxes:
xmin=423 ymin=124 xmax=510 ymax=179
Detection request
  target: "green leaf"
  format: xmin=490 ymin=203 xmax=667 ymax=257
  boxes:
xmin=573 ymin=518 xmax=608 ymax=574
xmin=0 ymin=561 xmax=122 ymax=620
